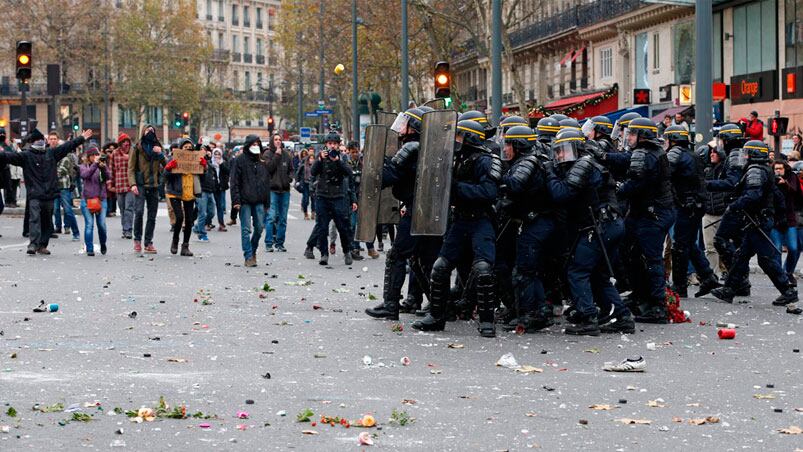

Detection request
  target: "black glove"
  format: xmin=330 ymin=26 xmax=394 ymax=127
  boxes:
xmin=586 ymin=141 xmax=607 ymax=162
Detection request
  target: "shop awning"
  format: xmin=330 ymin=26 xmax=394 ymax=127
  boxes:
xmin=559 ymin=50 xmax=574 ymax=67
xmin=650 ymin=105 xmax=692 ymax=123
xmin=529 ymin=84 xmax=620 ymax=120
xmin=545 ymin=90 xmax=609 ymax=110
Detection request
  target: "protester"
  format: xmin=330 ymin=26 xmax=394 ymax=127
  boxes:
xmin=657 ymin=115 xmax=672 ymax=136
xmin=672 ymin=112 xmax=689 ymax=131
xmin=702 ymin=143 xmax=728 ymax=277
xmin=165 ymin=138 xmax=205 ymax=256
xmin=210 ymin=148 xmax=230 ymax=231
xmin=0 ymin=128 xmax=92 ymax=255
xmin=0 ymin=128 xmax=10 ymax=216
xmin=103 ymin=143 xmax=118 ymax=218
xmin=109 ymin=137 xmax=135 ymax=239
xmin=4 ymin=137 xmax=21 ymax=208
xmin=193 ymin=144 xmax=214 ymax=243
xmin=772 ymin=161 xmax=802 ymax=284
xmin=79 ymin=145 xmax=111 ymax=256
xmin=54 ymin=134 xmax=80 ymax=241
xmin=296 ymin=152 xmax=315 ymax=220
xmin=264 ymin=134 xmax=293 ymax=252
xmin=230 ymin=135 xmax=270 ymax=267
xmin=740 ymin=111 xmax=765 ymax=141
xmin=128 ymin=125 xmax=165 ymax=254
xmin=790 ymin=133 xmax=803 ymax=161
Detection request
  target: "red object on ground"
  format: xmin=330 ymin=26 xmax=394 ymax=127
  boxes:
xmin=718 ymin=328 xmax=736 ymax=339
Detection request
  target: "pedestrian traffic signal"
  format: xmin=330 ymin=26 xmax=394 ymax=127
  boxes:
xmin=16 ymin=41 xmax=32 ymax=81
xmin=72 ymin=119 xmax=79 ymax=131
xmin=173 ymin=113 xmax=182 ymax=128
xmin=633 ymin=88 xmax=651 ymax=105
xmin=768 ymin=117 xmax=789 ymax=137
xmin=434 ymin=61 xmax=450 ymax=99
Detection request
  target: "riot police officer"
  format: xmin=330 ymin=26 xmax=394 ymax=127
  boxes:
xmin=413 ymin=120 xmax=502 ymax=337
xmin=365 ymin=108 xmax=434 ymax=320
xmin=663 ymin=126 xmax=721 ymax=298
xmin=617 ymin=117 xmax=676 ymax=323
xmin=582 ymin=115 xmax=615 ymax=153
xmin=706 ymin=123 xmax=750 ymax=292
xmin=610 ymin=112 xmax=642 ymax=152
xmin=534 ymin=116 xmax=560 ymax=158
xmin=546 ymin=129 xmax=635 ymax=335
xmin=459 ymin=110 xmax=501 ymax=155
xmin=499 ymin=125 xmax=556 ymax=332
xmin=711 ymin=141 xmax=799 ymax=308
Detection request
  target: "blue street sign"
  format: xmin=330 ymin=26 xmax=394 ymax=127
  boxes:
xmin=300 ymin=127 xmax=312 ymax=138
xmin=304 ymin=112 xmax=319 ymax=118
xmin=315 ymin=109 xmax=333 ymax=115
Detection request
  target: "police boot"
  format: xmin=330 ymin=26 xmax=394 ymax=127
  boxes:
xmin=773 ymin=287 xmax=799 ymax=306
xmin=564 ymin=315 xmax=600 ymax=336
xmin=634 ymin=301 xmax=668 ymax=324
xmin=710 ymin=286 xmax=735 ymax=303
xmin=399 ymin=295 xmax=421 ymax=314
xmin=474 ymin=263 xmax=497 ymax=338
xmin=365 ymin=303 xmax=399 ymax=320
xmin=599 ymin=310 xmax=636 ymax=334
xmin=733 ymin=280 xmax=751 ymax=296
xmin=694 ymin=274 xmax=721 ymax=298
xmin=412 ymin=259 xmax=449 ymax=332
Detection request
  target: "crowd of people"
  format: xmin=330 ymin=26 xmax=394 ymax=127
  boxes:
xmin=0 ymin=108 xmax=801 ymax=340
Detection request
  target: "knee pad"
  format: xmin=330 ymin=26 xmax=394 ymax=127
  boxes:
xmin=472 ymin=259 xmax=493 ymax=277
xmin=431 ymin=257 xmax=453 ymax=280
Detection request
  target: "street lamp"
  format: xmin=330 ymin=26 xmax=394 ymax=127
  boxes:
xmin=352 ymin=0 xmax=359 ymax=142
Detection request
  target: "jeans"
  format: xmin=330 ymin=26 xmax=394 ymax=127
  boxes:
xmin=214 ymin=190 xmax=226 ymax=225
xmin=194 ymin=192 xmax=213 ymax=239
xmin=28 ymin=198 xmax=55 ymax=249
xmin=80 ymin=198 xmax=107 ymax=253
xmin=265 ymin=191 xmax=290 ymax=247
xmin=117 ymin=191 xmax=136 ymax=234
xmin=349 ymin=210 xmax=374 ymax=251
xmin=239 ymin=203 xmax=266 ymax=259
xmin=170 ymin=197 xmax=195 ymax=245
xmin=301 ymin=182 xmax=310 ymax=214
xmin=133 ymin=186 xmax=159 ymax=245
xmin=54 ymin=188 xmax=79 ymax=236
xmin=771 ymin=227 xmax=800 ymax=275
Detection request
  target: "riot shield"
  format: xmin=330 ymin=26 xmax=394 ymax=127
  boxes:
xmin=355 ymin=125 xmax=387 ymax=242
xmin=376 ymin=111 xmax=401 ymax=225
xmin=411 ymin=109 xmax=458 ymax=236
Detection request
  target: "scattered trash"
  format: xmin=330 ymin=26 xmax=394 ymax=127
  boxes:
xmin=357 ymin=431 xmax=373 ymax=445
xmin=362 ymin=355 xmax=373 ymax=366
xmin=715 ymin=322 xmax=736 ymax=328
xmin=302 ymin=429 xmax=319 ymax=435
xmin=602 ymin=357 xmax=646 ymax=372
xmin=774 ymin=408 xmax=783 ymax=413
xmin=618 ymin=399 xmax=628 ymax=404
xmin=400 ymin=356 xmax=411 ymax=366
xmin=589 ymin=404 xmax=616 ymax=411
xmin=33 ymin=301 xmax=58 ymax=313
xmin=496 ymin=353 xmax=520 ymax=369
xmin=717 ymin=328 xmax=736 ymax=339
xmin=515 ymin=366 xmax=544 ymax=374
xmin=584 ymin=348 xmax=600 ymax=354
xmin=646 ymin=399 xmax=666 ymax=408
xmin=199 ymin=423 xmax=211 ymax=429
xmin=128 ymin=311 xmax=137 ymax=319
xmin=262 ymin=372 xmax=271 ymax=379
xmin=6 ymin=407 xmax=17 ymax=417
xmin=615 ymin=418 xmax=651 ymax=425
xmin=447 ymin=343 xmax=464 ymax=349
xmin=236 ymin=411 xmax=249 ymax=419
xmin=754 ymin=394 xmax=776 ymax=400
xmin=245 ymin=400 xmax=254 ymax=405
xmin=166 ymin=357 xmax=188 ymax=363
xmin=578 ymin=419 xmax=589 ymax=425
xmin=360 ymin=414 xmax=376 ymax=427
xmin=296 ymin=409 xmax=313 ymax=422
xmin=332 ymin=288 xmax=350 ymax=293
xmin=646 ymin=342 xmax=656 ymax=351
xmin=391 ymin=323 xmax=404 ymax=333
xmin=777 ymin=425 xmax=802 ymax=435
xmin=687 ymin=416 xmax=720 ymax=425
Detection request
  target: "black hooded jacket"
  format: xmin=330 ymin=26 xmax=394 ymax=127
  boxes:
xmin=229 ymin=135 xmax=270 ymax=206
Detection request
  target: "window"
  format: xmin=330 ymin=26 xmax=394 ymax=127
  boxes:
xmin=600 ymin=47 xmax=612 ymax=79
xmin=256 ymin=38 xmax=263 ymax=57
xmin=635 ymin=32 xmax=648 ymax=88
xmin=243 ymin=5 xmax=250 ymax=27
xmin=244 ymin=36 xmax=250 ymax=54
xmin=218 ymin=0 xmax=224 ymax=21
xmin=146 ymin=107 xmax=162 ymax=126
xmin=82 ymin=105 xmax=101 ymax=126
xmin=232 ymin=4 xmax=238 ymax=25
xmin=218 ymin=32 xmax=224 ymax=49
xmin=245 ymin=71 xmax=251 ymax=91
xmin=257 ymin=72 xmax=263 ymax=89
xmin=206 ymin=0 xmax=212 ymax=19
xmin=232 ymin=35 xmax=239 ymax=53
xmin=118 ymin=107 xmax=137 ymax=128
xmin=256 ymin=7 xmax=263 ymax=28
xmin=714 ymin=12 xmax=723 ymax=80
xmin=233 ymin=70 xmax=239 ymax=90
xmin=733 ymin=0 xmax=777 ymax=76
xmin=673 ymin=21 xmax=695 ymax=83
xmin=652 ymin=32 xmax=660 ymax=70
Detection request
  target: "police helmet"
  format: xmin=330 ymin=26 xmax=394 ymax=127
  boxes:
xmin=536 ymin=117 xmax=560 ymax=140
xmin=456 ymin=120 xmax=486 ymax=147
xmin=611 ymin=112 xmax=642 ymax=141
xmin=503 ymin=125 xmax=535 ymax=151
xmin=551 ymin=129 xmax=585 ymax=165
xmin=663 ymin=125 xmax=690 ymax=146
xmin=627 ymin=117 xmax=659 ymax=142
xmin=499 ymin=115 xmax=529 ymax=132
xmin=742 ymin=140 xmax=770 ymax=163
xmin=550 ymin=114 xmax=568 ymax=122
xmin=458 ymin=110 xmax=489 ymax=126
xmin=559 ymin=118 xmax=581 ymax=132
xmin=581 ymin=115 xmax=613 ymax=138
xmin=390 ymin=107 xmax=424 ymax=136
xmin=717 ymin=123 xmax=744 ymax=143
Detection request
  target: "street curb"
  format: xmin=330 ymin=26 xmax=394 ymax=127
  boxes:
xmin=2 ymin=207 xmax=81 ymax=215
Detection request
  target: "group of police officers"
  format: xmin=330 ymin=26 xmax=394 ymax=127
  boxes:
xmin=360 ymin=106 xmax=799 ymax=338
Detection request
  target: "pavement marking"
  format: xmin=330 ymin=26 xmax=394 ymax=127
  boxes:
xmin=0 ymin=241 xmax=28 ymax=250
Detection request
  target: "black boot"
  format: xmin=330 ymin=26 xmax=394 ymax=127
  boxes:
xmin=733 ymin=281 xmax=751 ymax=296
xmin=503 ymin=313 xmax=553 ymax=333
xmin=414 ymin=301 xmax=430 ymax=317
xmin=475 ymin=266 xmax=496 ymax=338
xmin=634 ymin=302 xmax=668 ymax=324
xmin=710 ymin=286 xmax=735 ymax=303
xmin=565 ymin=316 xmax=600 ymax=336
xmin=773 ymin=287 xmax=799 ymax=306
xmin=412 ymin=259 xmax=449 ymax=332
xmin=171 ymin=239 xmax=179 ymax=255
xmin=365 ymin=303 xmax=399 ymax=320
xmin=180 ymin=244 xmax=193 ymax=257
xmin=694 ymin=274 xmax=721 ymax=298
xmin=304 ymin=247 xmax=315 ymax=259
xmin=670 ymin=285 xmax=688 ymax=298
xmin=319 ymin=254 xmax=328 ymax=266
xmin=399 ymin=296 xmax=421 ymax=314
xmin=599 ymin=313 xmax=636 ymax=334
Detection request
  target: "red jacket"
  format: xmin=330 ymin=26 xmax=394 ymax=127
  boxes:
xmin=741 ymin=118 xmax=764 ymax=141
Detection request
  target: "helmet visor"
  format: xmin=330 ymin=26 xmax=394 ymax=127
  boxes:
xmin=390 ymin=112 xmax=410 ymax=135
xmin=581 ymin=120 xmax=595 ymax=139
xmin=552 ymin=137 xmax=581 ymax=164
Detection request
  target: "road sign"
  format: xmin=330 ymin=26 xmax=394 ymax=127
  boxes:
xmin=318 ymin=100 xmax=325 ymax=108
xmin=300 ymin=127 xmax=312 ymax=143
xmin=315 ymin=109 xmax=333 ymax=115
xmin=305 ymin=112 xmax=319 ymax=118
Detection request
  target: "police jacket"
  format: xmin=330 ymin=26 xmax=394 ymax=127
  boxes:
xmin=731 ymin=164 xmax=776 ymax=218
xmin=451 ymin=145 xmax=501 ymax=217
xmin=229 ymin=151 xmax=270 ymax=206
xmin=501 ymin=153 xmax=551 ymax=220
xmin=382 ymin=140 xmax=419 ymax=206
xmin=667 ymin=145 xmax=706 ymax=207
xmin=617 ymin=141 xmax=674 ymax=214
xmin=547 ymin=154 xmax=619 ymax=229
xmin=706 ymin=148 xmax=745 ymax=193
xmin=703 ymin=161 xmax=729 ymax=216
xmin=311 ymin=156 xmax=353 ymax=199
xmin=0 ymin=136 xmax=86 ymax=201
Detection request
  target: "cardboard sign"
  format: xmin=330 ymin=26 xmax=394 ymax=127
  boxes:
xmin=171 ymin=149 xmax=205 ymax=174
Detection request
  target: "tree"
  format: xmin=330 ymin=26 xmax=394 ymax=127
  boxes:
xmin=113 ymin=0 xmax=211 ymax=133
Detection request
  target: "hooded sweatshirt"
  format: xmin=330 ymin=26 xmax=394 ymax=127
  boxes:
xmin=229 ymin=135 xmax=270 ymax=206
xmin=128 ymin=126 xmax=166 ymax=188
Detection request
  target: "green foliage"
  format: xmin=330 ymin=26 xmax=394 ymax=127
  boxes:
xmin=296 ymin=408 xmax=314 ymax=422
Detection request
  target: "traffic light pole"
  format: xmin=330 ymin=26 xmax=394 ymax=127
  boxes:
xmin=490 ymin=0 xmax=502 ymax=126
xmin=695 ymin=0 xmax=713 ymax=144
xmin=352 ymin=0 xmax=359 ymax=143
xmin=20 ymin=82 xmax=29 ymax=138
xmin=400 ymin=0 xmax=409 ymax=111
xmin=774 ymin=110 xmax=781 ymax=155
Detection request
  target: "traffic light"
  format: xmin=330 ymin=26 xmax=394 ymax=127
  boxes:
xmin=182 ymin=111 xmax=189 ymax=125
xmin=72 ymin=117 xmax=79 ymax=131
xmin=16 ymin=41 xmax=32 ymax=81
xmin=768 ymin=117 xmax=789 ymax=137
xmin=173 ymin=113 xmax=182 ymax=128
xmin=267 ymin=115 xmax=275 ymax=133
xmin=633 ymin=88 xmax=651 ymax=104
xmin=434 ymin=61 xmax=450 ymax=99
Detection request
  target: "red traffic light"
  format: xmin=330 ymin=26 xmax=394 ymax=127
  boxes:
xmin=267 ymin=116 xmax=274 ymax=124
xmin=768 ymin=117 xmax=789 ymax=137
xmin=182 ymin=112 xmax=189 ymax=120
xmin=434 ymin=61 xmax=450 ymax=99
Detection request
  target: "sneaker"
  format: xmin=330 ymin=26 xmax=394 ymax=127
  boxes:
xmin=101 ymin=244 xmax=107 ymax=255
xmin=36 ymin=247 xmax=51 ymax=255
xmin=276 ymin=245 xmax=287 ymax=252
xmin=134 ymin=241 xmax=142 ymax=253
xmin=304 ymin=247 xmax=315 ymax=259
xmin=602 ymin=356 xmax=646 ymax=372
xmin=206 ymin=224 xmax=215 ymax=231
xmin=564 ymin=317 xmax=601 ymax=336
xmin=319 ymin=254 xmax=329 ymax=266
xmin=244 ymin=256 xmax=257 ymax=267
xmin=26 ymin=244 xmax=36 ymax=255
xmin=143 ymin=244 xmax=157 ymax=254
xmin=329 ymin=243 xmax=336 ymax=255
xmin=198 ymin=236 xmax=210 ymax=243
xmin=351 ymin=250 xmax=364 ymax=261
xmin=377 ymin=242 xmax=384 ymax=252
xmin=123 ymin=232 xmax=133 ymax=239
xmin=54 ymin=228 xmax=63 ymax=234
xmin=344 ymin=252 xmax=353 ymax=266
xmin=87 ymin=251 xmax=95 ymax=257
xmin=773 ymin=288 xmax=799 ymax=306
xmin=218 ymin=225 xmax=227 ymax=232
xmin=368 ymin=249 xmax=380 ymax=259
xmin=227 ymin=219 xmax=237 ymax=226
xmin=266 ymin=245 xmax=274 ymax=252
xmin=72 ymin=236 xmax=80 ymax=242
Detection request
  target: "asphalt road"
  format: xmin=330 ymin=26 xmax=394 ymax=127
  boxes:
xmin=0 ymin=194 xmax=801 ymax=451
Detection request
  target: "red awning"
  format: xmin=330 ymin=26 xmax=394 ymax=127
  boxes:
xmin=559 ymin=50 xmax=574 ymax=67
xmin=545 ymin=90 xmax=608 ymax=110
xmin=570 ymin=46 xmax=586 ymax=63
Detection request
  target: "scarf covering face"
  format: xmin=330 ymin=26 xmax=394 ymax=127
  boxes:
xmin=140 ymin=127 xmax=160 ymax=161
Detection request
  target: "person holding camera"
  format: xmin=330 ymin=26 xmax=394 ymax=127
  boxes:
xmin=772 ymin=160 xmax=803 ymax=284
xmin=79 ymin=145 xmax=111 ymax=256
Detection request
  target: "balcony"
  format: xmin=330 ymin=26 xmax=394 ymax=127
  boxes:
xmin=243 ymin=53 xmax=253 ymax=63
xmin=211 ymin=49 xmax=231 ymax=61
xmin=231 ymin=52 xmax=242 ymax=62
xmin=206 ymin=14 xmax=212 ymax=20
xmin=256 ymin=21 xmax=263 ymax=29
xmin=256 ymin=55 xmax=265 ymax=65
xmin=243 ymin=20 xmax=250 ymax=27
xmin=232 ymin=18 xmax=239 ymax=26
xmin=218 ymin=16 xmax=224 ymax=22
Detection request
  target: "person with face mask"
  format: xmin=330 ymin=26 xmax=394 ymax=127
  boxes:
xmin=0 ymin=128 xmax=92 ymax=254
xmin=210 ymin=149 xmax=230 ymax=231
xmin=127 ymin=125 xmax=166 ymax=255
xmin=164 ymin=138 xmax=206 ymax=256
xmin=112 ymin=134 xmax=135 ymax=239
xmin=229 ymin=135 xmax=270 ymax=267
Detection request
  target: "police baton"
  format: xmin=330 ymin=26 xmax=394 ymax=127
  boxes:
xmin=703 ymin=218 xmax=722 ymax=229
xmin=588 ymin=207 xmax=616 ymax=278
xmin=743 ymin=211 xmax=782 ymax=254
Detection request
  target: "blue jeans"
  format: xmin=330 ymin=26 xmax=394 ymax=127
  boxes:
xmin=239 ymin=203 xmax=266 ymax=259
xmin=350 ymin=210 xmax=374 ymax=251
xmin=206 ymin=192 xmax=216 ymax=225
xmin=54 ymin=188 xmax=79 ymax=237
xmin=264 ymin=191 xmax=290 ymax=247
xmin=301 ymin=182 xmax=311 ymax=214
xmin=214 ymin=190 xmax=226 ymax=225
xmin=194 ymin=192 xmax=213 ymax=239
xmin=771 ymin=227 xmax=800 ymax=275
xmin=80 ymin=198 xmax=107 ymax=253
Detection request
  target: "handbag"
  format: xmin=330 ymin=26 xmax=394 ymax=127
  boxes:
xmin=87 ymin=197 xmax=102 ymax=214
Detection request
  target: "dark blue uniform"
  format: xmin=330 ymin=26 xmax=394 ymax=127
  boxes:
xmin=548 ymin=155 xmax=631 ymax=324
xmin=502 ymin=154 xmax=555 ymax=326
xmin=667 ymin=145 xmax=718 ymax=295
xmin=310 ymin=157 xmax=354 ymax=259
xmin=617 ymin=141 xmax=676 ymax=320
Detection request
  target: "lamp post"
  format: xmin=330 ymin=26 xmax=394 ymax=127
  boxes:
xmin=400 ymin=0 xmax=409 ymax=111
xmin=352 ymin=0 xmax=359 ymax=142
xmin=695 ymin=0 xmax=713 ymax=143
